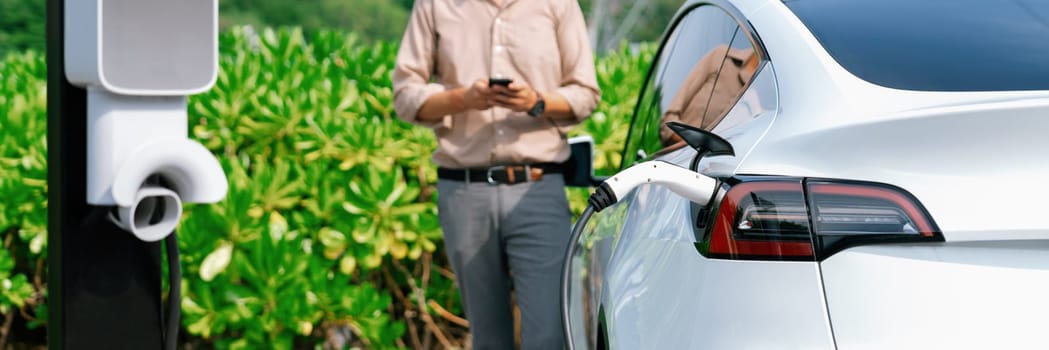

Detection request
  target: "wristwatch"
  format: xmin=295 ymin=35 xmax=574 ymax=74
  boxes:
xmin=527 ymin=93 xmax=546 ymax=118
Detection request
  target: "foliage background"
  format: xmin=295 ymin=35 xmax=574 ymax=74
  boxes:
xmin=0 ymin=0 xmax=680 ymax=56
xmin=0 ymin=26 xmax=655 ymax=348
xmin=0 ymin=1 xmax=669 ymax=349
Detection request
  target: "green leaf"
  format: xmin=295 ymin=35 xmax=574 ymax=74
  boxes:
xmin=268 ymin=211 xmax=288 ymax=242
xmin=341 ymin=201 xmax=365 ymax=215
xmin=363 ymin=254 xmax=382 ymax=269
xmin=421 ymin=238 xmax=436 ymax=252
xmin=200 ymin=241 xmax=234 ymax=282
xmin=187 ymin=313 xmax=216 ymax=338
xmin=339 ymin=255 xmax=357 ymax=275
xmin=182 ymin=295 xmax=208 ymax=315
xmin=297 ymin=320 xmax=313 ymax=336
xmin=29 ymin=231 xmax=45 ymax=254
xmin=319 ymin=227 xmax=348 ymax=260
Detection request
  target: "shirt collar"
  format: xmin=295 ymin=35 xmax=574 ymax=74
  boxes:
xmin=487 ymin=0 xmax=517 ymax=7
xmin=726 ymin=47 xmax=755 ymax=62
xmin=727 ymin=47 xmax=758 ymax=83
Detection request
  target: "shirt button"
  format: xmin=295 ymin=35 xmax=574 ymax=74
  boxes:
xmin=495 ymin=18 xmax=503 ymax=25
xmin=494 ymin=45 xmax=504 ymax=53
xmin=497 ymin=129 xmax=505 ymax=136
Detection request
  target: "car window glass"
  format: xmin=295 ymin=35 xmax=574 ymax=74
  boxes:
xmin=786 ymin=0 xmax=1049 ymax=91
xmin=710 ymin=61 xmax=775 ymax=135
xmin=621 ymin=24 xmax=680 ymax=168
xmin=621 ymin=5 xmax=742 ymax=167
xmin=696 ymin=62 xmax=779 ymax=175
xmin=657 ymin=25 xmax=763 ymax=148
xmin=704 ymin=27 xmax=765 ymax=133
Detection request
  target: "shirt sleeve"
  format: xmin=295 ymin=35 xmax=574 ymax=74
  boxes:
xmin=392 ymin=0 xmax=451 ymax=129
xmin=552 ymin=0 xmax=602 ymax=123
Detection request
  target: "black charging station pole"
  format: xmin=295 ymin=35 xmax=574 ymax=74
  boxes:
xmin=47 ymin=0 xmax=167 ymax=348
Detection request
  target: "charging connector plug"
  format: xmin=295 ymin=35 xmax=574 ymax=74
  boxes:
xmin=587 ymin=161 xmax=719 ymax=211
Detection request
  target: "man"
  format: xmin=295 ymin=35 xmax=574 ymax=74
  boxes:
xmin=392 ymin=0 xmax=600 ymax=348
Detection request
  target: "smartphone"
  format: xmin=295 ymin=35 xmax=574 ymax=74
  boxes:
xmin=488 ymin=77 xmax=513 ymax=87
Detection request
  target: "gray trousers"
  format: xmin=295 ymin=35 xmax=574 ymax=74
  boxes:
xmin=437 ymin=175 xmax=572 ymax=350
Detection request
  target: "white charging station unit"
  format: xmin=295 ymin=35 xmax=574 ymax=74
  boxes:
xmin=65 ymin=0 xmax=227 ymax=241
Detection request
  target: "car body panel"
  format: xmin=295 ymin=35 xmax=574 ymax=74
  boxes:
xmin=595 ymin=148 xmax=835 ymax=349
xmin=604 ymin=236 xmax=833 ymax=350
xmin=741 ymin=97 xmax=1049 ymax=237
xmin=822 ymin=242 xmax=1049 ymax=349
xmin=739 ymin=1 xmax=1049 ymax=239
xmin=744 ymin=2 xmax=1049 ymax=348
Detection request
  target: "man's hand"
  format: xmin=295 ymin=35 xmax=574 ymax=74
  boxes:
xmin=463 ymin=79 xmax=496 ymax=111
xmin=414 ymin=79 xmax=494 ymax=121
xmin=491 ymin=81 xmax=540 ymax=113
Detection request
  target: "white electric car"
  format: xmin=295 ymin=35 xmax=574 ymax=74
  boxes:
xmin=563 ymin=0 xmax=1049 ymax=349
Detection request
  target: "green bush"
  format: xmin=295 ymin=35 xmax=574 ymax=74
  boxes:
xmin=0 ymin=28 xmax=653 ymax=348
xmin=0 ymin=49 xmax=48 ymax=347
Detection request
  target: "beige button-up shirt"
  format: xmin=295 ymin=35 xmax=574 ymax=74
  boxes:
xmin=659 ymin=45 xmax=757 ymax=143
xmin=393 ymin=0 xmax=601 ymax=169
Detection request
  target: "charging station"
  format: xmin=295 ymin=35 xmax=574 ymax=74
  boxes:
xmin=47 ymin=0 xmax=226 ymax=348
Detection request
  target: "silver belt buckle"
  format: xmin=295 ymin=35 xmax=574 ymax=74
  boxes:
xmin=486 ymin=166 xmax=506 ymax=185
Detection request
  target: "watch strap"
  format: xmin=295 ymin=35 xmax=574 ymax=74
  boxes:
xmin=528 ymin=93 xmax=546 ymax=117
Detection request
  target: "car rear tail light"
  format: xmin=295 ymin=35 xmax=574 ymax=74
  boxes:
xmin=806 ymin=181 xmax=942 ymax=258
xmin=705 ymin=181 xmax=815 ymax=260
xmin=699 ymin=178 xmax=942 ymax=261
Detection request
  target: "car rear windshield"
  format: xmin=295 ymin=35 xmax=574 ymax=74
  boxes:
xmin=785 ymin=0 xmax=1049 ymax=91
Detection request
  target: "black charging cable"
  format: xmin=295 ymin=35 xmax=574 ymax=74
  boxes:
xmin=562 ymin=183 xmax=617 ymax=350
xmin=561 ymin=204 xmax=593 ymax=350
xmin=163 ymin=232 xmax=181 ymax=350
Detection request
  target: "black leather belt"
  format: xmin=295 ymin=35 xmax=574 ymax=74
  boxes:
xmin=438 ymin=163 xmax=564 ymax=185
